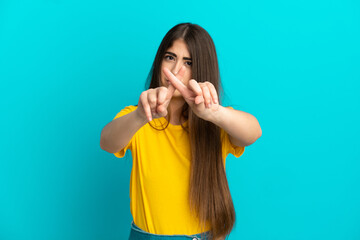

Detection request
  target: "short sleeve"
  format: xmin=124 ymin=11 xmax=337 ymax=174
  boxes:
xmin=221 ymin=106 xmax=245 ymax=158
xmin=221 ymin=128 xmax=245 ymax=158
xmin=112 ymin=105 xmax=138 ymax=158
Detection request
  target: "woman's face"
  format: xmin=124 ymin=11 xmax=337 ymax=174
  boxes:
xmin=160 ymin=39 xmax=192 ymax=98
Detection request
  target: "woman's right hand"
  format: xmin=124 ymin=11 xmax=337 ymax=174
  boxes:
xmin=135 ymin=66 xmax=186 ymax=122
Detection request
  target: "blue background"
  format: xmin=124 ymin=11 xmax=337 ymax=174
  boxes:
xmin=1 ymin=0 xmax=359 ymax=239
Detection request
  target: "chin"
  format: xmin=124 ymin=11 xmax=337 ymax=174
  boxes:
xmin=172 ymin=92 xmax=184 ymax=99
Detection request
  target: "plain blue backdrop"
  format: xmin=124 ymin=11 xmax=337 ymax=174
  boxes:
xmin=1 ymin=0 xmax=359 ymax=239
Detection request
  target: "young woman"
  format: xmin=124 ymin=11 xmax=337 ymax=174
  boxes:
xmin=100 ymin=23 xmax=262 ymax=240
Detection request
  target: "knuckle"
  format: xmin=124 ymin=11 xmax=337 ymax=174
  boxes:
xmin=148 ymin=97 xmax=156 ymax=104
xmin=140 ymin=91 xmax=147 ymax=98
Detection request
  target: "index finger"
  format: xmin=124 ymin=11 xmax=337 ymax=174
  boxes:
xmin=163 ymin=67 xmax=192 ymax=98
xmin=165 ymin=82 xmax=176 ymax=100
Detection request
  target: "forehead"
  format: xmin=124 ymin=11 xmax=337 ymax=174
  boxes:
xmin=166 ymin=39 xmax=191 ymax=57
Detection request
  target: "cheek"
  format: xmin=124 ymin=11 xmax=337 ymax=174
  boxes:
xmin=187 ymin=69 xmax=193 ymax=79
xmin=158 ymin=71 xmax=164 ymax=86
xmin=161 ymin=61 xmax=172 ymax=70
xmin=185 ymin=71 xmax=192 ymax=82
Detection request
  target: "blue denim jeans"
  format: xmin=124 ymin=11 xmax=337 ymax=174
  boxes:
xmin=128 ymin=220 xmax=212 ymax=240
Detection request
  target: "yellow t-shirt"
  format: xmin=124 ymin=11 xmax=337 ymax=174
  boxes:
xmin=112 ymin=105 xmax=245 ymax=235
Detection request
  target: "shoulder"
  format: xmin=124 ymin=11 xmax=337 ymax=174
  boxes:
xmin=113 ymin=105 xmax=138 ymax=120
xmin=122 ymin=105 xmax=138 ymax=112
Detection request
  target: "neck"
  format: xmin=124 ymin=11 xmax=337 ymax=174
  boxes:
xmin=168 ymin=97 xmax=186 ymax=125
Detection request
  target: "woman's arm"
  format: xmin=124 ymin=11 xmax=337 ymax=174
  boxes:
xmin=100 ymin=109 xmax=148 ymax=153
xmin=163 ymin=68 xmax=262 ymax=147
xmin=210 ymin=106 xmax=262 ymax=147
xmin=100 ymin=69 xmax=186 ymax=154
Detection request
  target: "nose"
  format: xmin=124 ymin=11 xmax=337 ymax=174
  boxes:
xmin=171 ymin=61 xmax=183 ymax=75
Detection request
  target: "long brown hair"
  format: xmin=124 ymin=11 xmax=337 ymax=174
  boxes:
xmin=145 ymin=23 xmax=235 ymax=240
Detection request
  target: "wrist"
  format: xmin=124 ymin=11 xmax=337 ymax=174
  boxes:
xmin=134 ymin=108 xmax=149 ymax=125
xmin=207 ymin=104 xmax=225 ymax=125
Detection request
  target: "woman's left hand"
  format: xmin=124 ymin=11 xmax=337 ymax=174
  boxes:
xmin=163 ymin=67 xmax=220 ymax=122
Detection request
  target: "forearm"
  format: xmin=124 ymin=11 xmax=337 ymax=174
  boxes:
xmin=100 ymin=109 xmax=148 ymax=153
xmin=210 ymin=105 xmax=262 ymax=147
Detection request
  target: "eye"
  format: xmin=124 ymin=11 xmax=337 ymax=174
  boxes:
xmin=185 ymin=61 xmax=192 ymax=66
xmin=165 ymin=55 xmax=175 ymax=61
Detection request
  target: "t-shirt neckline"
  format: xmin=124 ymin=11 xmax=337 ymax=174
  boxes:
xmin=155 ymin=117 xmax=188 ymax=130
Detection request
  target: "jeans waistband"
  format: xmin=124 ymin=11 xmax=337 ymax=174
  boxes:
xmin=129 ymin=220 xmax=212 ymax=240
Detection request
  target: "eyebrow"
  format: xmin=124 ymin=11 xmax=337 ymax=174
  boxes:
xmin=165 ymin=51 xmax=192 ymax=61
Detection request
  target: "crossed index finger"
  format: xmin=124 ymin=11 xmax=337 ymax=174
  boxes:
xmin=165 ymin=80 xmax=176 ymax=100
xmin=163 ymin=67 xmax=192 ymax=99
